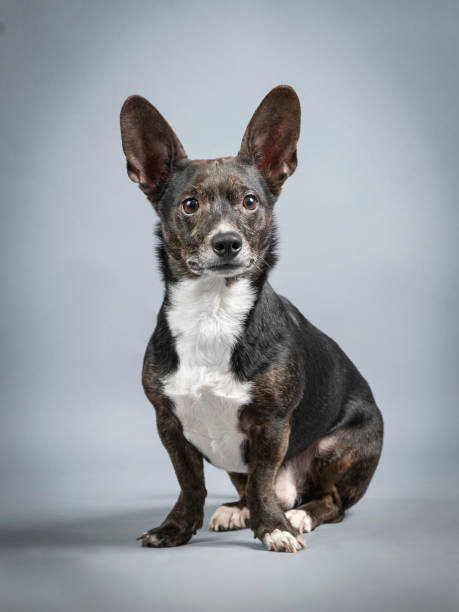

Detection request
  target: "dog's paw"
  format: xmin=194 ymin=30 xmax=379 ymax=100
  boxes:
xmin=262 ymin=529 xmax=306 ymax=553
xmin=208 ymin=505 xmax=250 ymax=531
xmin=136 ymin=522 xmax=193 ymax=548
xmin=285 ymin=509 xmax=313 ymax=534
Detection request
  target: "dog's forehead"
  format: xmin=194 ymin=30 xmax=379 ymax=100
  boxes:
xmin=183 ymin=157 xmax=261 ymax=195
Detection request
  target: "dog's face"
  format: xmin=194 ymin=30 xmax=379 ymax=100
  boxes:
xmin=120 ymin=86 xmax=301 ymax=279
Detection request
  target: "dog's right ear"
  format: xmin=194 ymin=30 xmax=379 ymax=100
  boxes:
xmin=120 ymin=95 xmax=187 ymax=203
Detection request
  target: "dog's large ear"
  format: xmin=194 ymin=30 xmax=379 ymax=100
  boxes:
xmin=120 ymin=95 xmax=187 ymax=203
xmin=238 ymin=85 xmax=301 ymax=195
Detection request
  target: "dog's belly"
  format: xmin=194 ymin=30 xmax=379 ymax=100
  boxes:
xmin=163 ymin=370 xmax=250 ymax=473
xmin=172 ymin=390 xmax=248 ymax=473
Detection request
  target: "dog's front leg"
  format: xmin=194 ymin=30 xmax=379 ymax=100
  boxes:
xmin=245 ymin=418 xmax=305 ymax=553
xmin=137 ymin=401 xmax=207 ymax=548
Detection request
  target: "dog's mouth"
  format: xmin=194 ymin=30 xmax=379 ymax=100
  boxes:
xmin=187 ymin=259 xmax=254 ymax=277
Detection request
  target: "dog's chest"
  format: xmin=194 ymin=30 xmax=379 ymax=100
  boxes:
xmin=162 ymin=277 xmax=255 ymax=473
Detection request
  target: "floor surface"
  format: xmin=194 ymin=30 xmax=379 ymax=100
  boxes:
xmin=1 ymin=496 xmax=458 ymax=612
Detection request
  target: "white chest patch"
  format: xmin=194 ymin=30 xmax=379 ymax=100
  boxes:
xmin=162 ymin=276 xmax=255 ymax=473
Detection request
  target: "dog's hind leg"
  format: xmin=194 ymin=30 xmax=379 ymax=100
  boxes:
xmin=208 ymin=473 xmax=250 ymax=531
xmin=286 ymin=400 xmax=383 ymax=534
xmin=286 ymin=489 xmax=344 ymax=533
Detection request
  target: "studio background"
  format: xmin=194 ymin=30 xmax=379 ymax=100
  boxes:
xmin=1 ymin=1 xmax=458 ymax=611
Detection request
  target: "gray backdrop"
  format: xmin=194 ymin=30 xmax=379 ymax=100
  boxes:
xmin=1 ymin=1 xmax=458 ymax=611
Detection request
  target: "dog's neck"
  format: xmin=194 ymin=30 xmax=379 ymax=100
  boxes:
xmin=166 ymin=275 xmax=256 ymax=344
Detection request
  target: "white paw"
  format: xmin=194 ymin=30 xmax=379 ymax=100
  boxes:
xmin=262 ymin=529 xmax=306 ymax=553
xmin=285 ymin=509 xmax=313 ymax=534
xmin=137 ymin=532 xmax=159 ymax=546
xmin=208 ymin=505 xmax=250 ymax=531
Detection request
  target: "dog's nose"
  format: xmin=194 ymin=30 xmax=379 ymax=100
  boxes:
xmin=211 ymin=232 xmax=242 ymax=258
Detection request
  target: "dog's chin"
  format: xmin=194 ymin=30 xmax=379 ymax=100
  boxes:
xmin=187 ymin=260 xmax=253 ymax=278
xmin=206 ymin=264 xmax=247 ymax=278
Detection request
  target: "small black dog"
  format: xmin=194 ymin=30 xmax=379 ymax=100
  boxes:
xmin=120 ymin=85 xmax=383 ymax=552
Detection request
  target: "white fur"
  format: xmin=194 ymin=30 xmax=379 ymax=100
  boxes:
xmin=262 ymin=529 xmax=305 ymax=553
xmin=138 ymin=532 xmax=159 ymax=546
xmin=275 ymin=464 xmax=298 ymax=509
xmin=208 ymin=505 xmax=250 ymax=531
xmin=285 ymin=509 xmax=313 ymax=533
xmin=162 ymin=276 xmax=255 ymax=473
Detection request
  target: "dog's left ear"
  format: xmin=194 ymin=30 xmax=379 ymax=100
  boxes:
xmin=238 ymin=85 xmax=301 ymax=195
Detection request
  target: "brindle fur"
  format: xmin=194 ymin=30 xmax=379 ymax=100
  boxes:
xmin=139 ymin=345 xmax=206 ymax=546
xmin=120 ymin=86 xmax=383 ymax=551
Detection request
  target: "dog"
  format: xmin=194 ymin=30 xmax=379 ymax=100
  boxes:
xmin=119 ymin=85 xmax=383 ymax=553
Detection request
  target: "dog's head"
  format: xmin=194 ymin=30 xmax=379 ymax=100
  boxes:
xmin=120 ymin=86 xmax=301 ymax=281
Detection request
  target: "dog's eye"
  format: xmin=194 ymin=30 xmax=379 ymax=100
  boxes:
xmin=182 ymin=197 xmax=199 ymax=215
xmin=242 ymin=194 xmax=258 ymax=211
